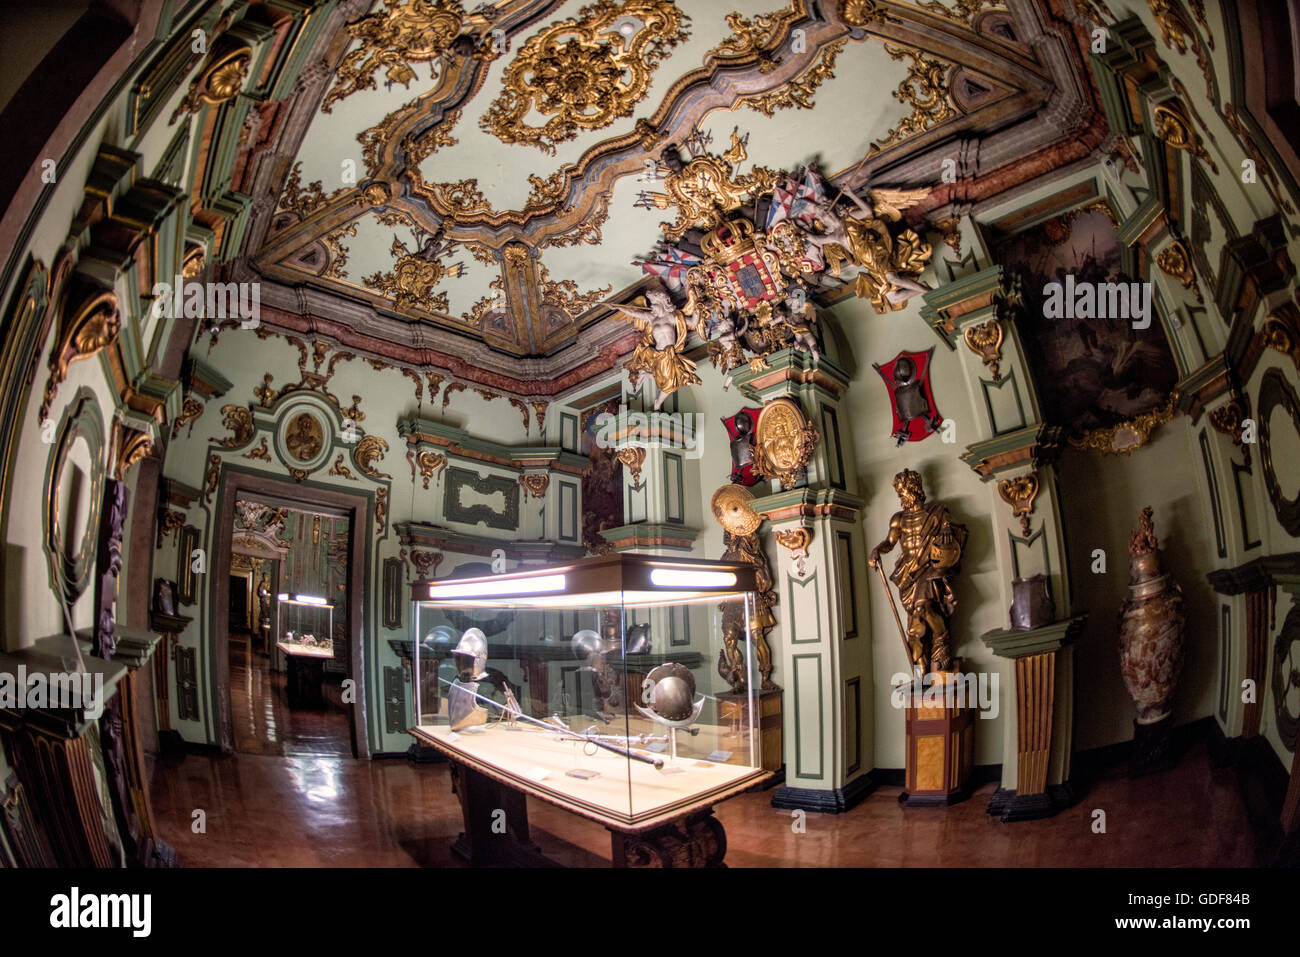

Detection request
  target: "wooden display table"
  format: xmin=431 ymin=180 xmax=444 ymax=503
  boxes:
xmin=277 ymin=641 xmax=333 ymax=708
xmin=410 ymin=718 xmax=769 ymax=867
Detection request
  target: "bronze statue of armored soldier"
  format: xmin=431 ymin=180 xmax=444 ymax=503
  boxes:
xmin=868 ymin=469 xmax=968 ymax=675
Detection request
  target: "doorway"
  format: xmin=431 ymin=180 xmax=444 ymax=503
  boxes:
xmin=211 ymin=472 xmax=371 ymax=758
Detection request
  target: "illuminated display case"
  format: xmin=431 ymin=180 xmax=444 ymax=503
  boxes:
xmin=276 ymin=593 xmax=335 ymax=660
xmin=409 ymin=554 xmax=768 ymax=830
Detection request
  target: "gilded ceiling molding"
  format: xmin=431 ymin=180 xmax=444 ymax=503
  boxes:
xmin=838 ymin=0 xmax=890 ymax=28
xmin=170 ymin=47 xmax=252 ymax=125
xmin=741 ymin=38 xmax=845 ymax=116
xmin=277 ymin=161 xmax=350 ymax=218
xmin=872 ymin=44 xmax=957 ymax=151
xmin=508 ymin=397 xmax=531 ymax=432
xmin=996 ymin=471 xmax=1039 ymax=537
xmin=362 ymin=223 xmax=465 ymax=314
xmin=537 ymin=262 xmax=612 ymax=317
xmin=321 ymin=222 xmax=358 ymax=280
xmin=40 ymin=285 xmax=121 ymax=423
xmin=479 ymin=0 xmax=691 ymax=154
xmin=1153 ymin=100 xmax=1217 ymax=174
xmin=462 ymin=275 xmax=505 ymax=327
xmin=1155 ymin=238 xmax=1202 ymax=303
xmin=914 ymin=0 xmax=1000 ymax=27
xmin=1147 ymin=0 xmax=1215 ymax=98
xmin=707 ymin=2 xmax=811 ymax=73
xmin=321 ymin=0 xmax=469 ymax=113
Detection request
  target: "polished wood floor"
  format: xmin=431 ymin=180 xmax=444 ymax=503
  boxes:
xmin=229 ymin=637 xmax=352 ymax=758
xmin=149 ymin=734 xmax=1253 ymax=867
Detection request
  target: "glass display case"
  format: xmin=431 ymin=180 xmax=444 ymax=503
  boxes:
xmin=276 ymin=593 xmax=335 ymax=659
xmin=409 ymin=554 xmax=768 ymax=829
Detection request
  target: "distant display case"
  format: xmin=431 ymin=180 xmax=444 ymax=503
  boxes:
xmin=276 ymin=593 xmax=335 ymax=658
xmin=409 ymin=554 xmax=768 ymax=841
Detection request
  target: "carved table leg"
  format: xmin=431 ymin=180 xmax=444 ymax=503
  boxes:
xmin=610 ymin=809 xmax=728 ymax=867
xmin=448 ymin=761 xmax=550 ymax=866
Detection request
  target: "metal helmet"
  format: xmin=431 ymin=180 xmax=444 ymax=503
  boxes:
xmin=421 ymin=625 xmax=456 ymax=656
xmin=645 ymin=662 xmax=696 ymax=721
xmin=452 ymin=627 xmax=488 ymax=677
xmin=571 ymin=628 xmax=603 ymax=659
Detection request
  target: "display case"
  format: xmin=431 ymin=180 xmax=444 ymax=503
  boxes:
xmin=276 ymin=593 xmax=335 ymax=658
xmin=276 ymin=593 xmax=334 ymax=708
xmin=409 ymin=554 xmax=769 ymax=838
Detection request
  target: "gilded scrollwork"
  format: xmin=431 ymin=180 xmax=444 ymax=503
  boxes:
xmin=156 ymin=508 xmax=186 ymax=550
xmin=322 ymin=0 xmax=467 ymax=113
xmin=519 ymin=473 xmax=550 ymax=499
xmin=321 ymin=222 xmax=358 ymax=280
xmin=963 ymin=318 xmax=1004 ymax=381
xmin=741 ymin=39 xmax=845 ymax=116
xmin=204 ymin=454 xmax=221 ymax=503
xmin=1223 ymin=104 xmax=1296 ymax=215
xmin=243 ymin=437 xmax=272 ymax=461
xmin=409 ymin=449 xmax=447 ymax=488
xmin=1068 ymin=398 xmax=1175 ymax=455
xmin=996 ymin=472 xmax=1040 ymax=536
xmin=479 ymin=0 xmax=690 ymax=154
xmin=616 ymin=445 xmax=647 ymax=484
xmin=708 ymin=3 xmax=809 ymax=73
xmin=353 ymin=435 xmax=392 ymax=480
xmin=537 ymin=262 xmax=612 ymax=316
xmin=1155 ymin=239 xmax=1202 ymax=303
xmin=329 ymin=453 xmax=358 ymax=480
xmin=873 ymin=44 xmax=956 ymax=150
xmin=171 ymin=395 xmax=204 ymax=440
xmin=1153 ymin=100 xmax=1218 ymax=174
xmin=217 ymin=405 xmax=255 ymax=448
xmin=1208 ymin=394 xmax=1252 ymax=466
xmin=752 ymin=397 xmax=818 ymax=488
xmin=40 ymin=287 xmax=120 ymax=422
xmin=362 ymin=225 xmax=464 ymax=313
xmin=277 ymin=161 xmax=349 ymax=219
xmin=1147 ymin=0 xmax=1215 ymax=97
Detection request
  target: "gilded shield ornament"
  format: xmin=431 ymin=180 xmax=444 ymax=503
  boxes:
xmin=752 ymin=397 xmax=819 ymax=488
xmin=711 ymin=484 xmax=762 ymax=536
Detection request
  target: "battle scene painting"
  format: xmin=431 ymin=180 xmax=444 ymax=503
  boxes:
xmin=996 ymin=203 xmax=1179 ymax=442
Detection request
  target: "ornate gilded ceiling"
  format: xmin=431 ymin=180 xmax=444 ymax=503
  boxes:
xmin=237 ymin=0 xmax=1104 ymax=389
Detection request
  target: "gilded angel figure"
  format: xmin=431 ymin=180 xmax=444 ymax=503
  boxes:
xmin=616 ymin=287 xmax=701 ymax=409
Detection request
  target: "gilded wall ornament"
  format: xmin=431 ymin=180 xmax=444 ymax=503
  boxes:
xmin=617 ymin=288 xmax=700 ymax=410
xmin=752 ymin=397 xmax=818 ymax=488
xmin=741 ymin=39 xmax=844 ymax=116
xmin=533 ymin=401 xmax=549 ymax=432
xmin=1155 ymin=239 xmax=1202 ymax=303
xmin=479 ymin=0 xmax=690 ymax=154
xmin=963 ymin=319 xmax=1004 ymax=381
xmin=322 ymin=0 xmax=467 ymax=113
xmin=410 ymin=548 xmax=443 ymax=580
xmin=353 ymin=434 xmax=392 ymax=480
xmin=204 ymin=454 xmax=221 ymax=503
xmin=711 ymin=484 xmax=777 ymax=692
xmin=171 ymin=47 xmax=251 ymax=124
xmin=243 ymin=437 xmax=272 ymax=461
xmin=915 ymin=0 xmax=996 ymax=25
xmin=1147 ymin=0 xmax=1215 ymax=97
xmin=217 ymin=404 xmax=255 ymax=448
xmin=519 ymin=473 xmax=550 ymax=499
xmin=1153 ymin=101 xmax=1217 ymax=173
xmin=508 ymin=397 xmax=531 ymax=432
xmin=112 ymin=420 xmax=153 ymax=481
xmin=409 ymin=449 xmax=447 ymax=487
xmin=40 ymin=287 xmax=120 ymax=422
xmin=774 ymin=525 xmax=813 ymax=576
xmin=1263 ymin=304 xmax=1300 ymax=370
xmin=997 ymin=472 xmax=1040 ymax=537
xmin=442 ymin=380 xmax=468 ymax=411
xmin=1208 ymin=393 xmax=1251 ymax=466
xmin=284 ymin=412 xmax=324 ymax=462
xmin=156 ymin=508 xmax=186 ymax=550
xmin=1068 ymin=398 xmax=1175 ymax=455
xmin=839 ymin=0 xmax=888 ymax=27
xmin=872 ymin=44 xmax=957 ymax=150
xmin=375 ymin=487 xmax=389 ymax=534
xmin=616 ymin=445 xmax=647 ymax=484
xmin=329 ymin=454 xmax=357 ymax=480
xmin=171 ymin=396 xmax=204 ymax=439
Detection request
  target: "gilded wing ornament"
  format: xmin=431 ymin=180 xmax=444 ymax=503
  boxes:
xmin=866 ymin=186 xmax=931 ymax=222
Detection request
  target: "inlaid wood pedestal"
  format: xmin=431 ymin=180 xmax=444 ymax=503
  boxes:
xmin=901 ymin=672 xmax=974 ymax=806
xmin=982 ymin=616 xmax=1086 ymax=821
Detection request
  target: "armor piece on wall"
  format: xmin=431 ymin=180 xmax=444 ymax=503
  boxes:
xmin=873 ymin=348 xmax=942 ymax=445
xmin=722 ymin=407 xmax=762 ymax=486
xmin=868 ymin=469 xmax=968 ymax=674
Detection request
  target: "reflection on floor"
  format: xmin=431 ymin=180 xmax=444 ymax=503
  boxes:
xmin=149 ymin=737 xmax=1252 ymax=867
xmin=230 ymin=638 xmax=351 ymax=758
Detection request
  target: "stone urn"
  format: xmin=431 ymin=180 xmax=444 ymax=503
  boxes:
xmin=1117 ymin=507 xmax=1186 ymax=726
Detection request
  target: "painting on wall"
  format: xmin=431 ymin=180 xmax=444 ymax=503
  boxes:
xmin=995 ymin=202 xmax=1179 ymax=452
xmin=580 ymin=398 xmax=624 ymax=554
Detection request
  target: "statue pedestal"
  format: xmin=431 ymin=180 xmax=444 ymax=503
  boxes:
xmin=901 ymin=672 xmax=974 ymax=806
xmin=717 ymin=688 xmax=783 ymax=780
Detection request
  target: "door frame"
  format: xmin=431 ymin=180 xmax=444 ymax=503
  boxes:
xmin=210 ymin=468 xmax=372 ymax=758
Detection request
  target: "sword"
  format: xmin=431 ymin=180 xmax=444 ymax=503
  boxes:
xmin=436 ymin=677 xmax=664 ymax=770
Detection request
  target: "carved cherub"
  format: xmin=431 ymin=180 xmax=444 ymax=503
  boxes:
xmin=703 ymin=302 xmax=749 ymax=391
xmin=616 ymin=288 xmax=700 ymax=409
